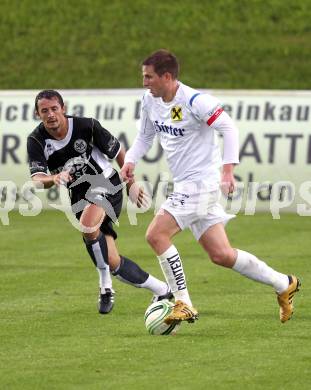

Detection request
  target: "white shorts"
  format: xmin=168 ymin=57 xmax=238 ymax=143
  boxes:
xmin=159 ymin=181 xmax=235 ymax=241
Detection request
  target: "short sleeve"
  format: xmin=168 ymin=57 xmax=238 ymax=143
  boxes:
xmin=27 ymin=137 xmax=48 ymax=176
xmin=92 ymin=119 xmax=121 ymax=159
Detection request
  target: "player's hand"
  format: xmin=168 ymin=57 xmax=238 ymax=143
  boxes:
xmin=220 ymin=171 xmax=235 ymax=196
xmin=53 ymin=171 xmax=72 ymax=186
xmin=120 ymin=162 xmax=135 ymax=182
xmin=220 ymin=163 xmax=235 ymax=197
xmin=127 ymin=182 xmax=150 ymax=208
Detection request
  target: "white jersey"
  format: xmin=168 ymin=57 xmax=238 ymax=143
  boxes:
xmin=125 ymin=82 xmax=239 ymax=187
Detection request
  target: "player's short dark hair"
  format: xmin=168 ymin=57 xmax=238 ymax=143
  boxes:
xmin=142 ymin=49 xmax=179 ymax=79
xmin=35 ymin=89 xmax=64 ymax=112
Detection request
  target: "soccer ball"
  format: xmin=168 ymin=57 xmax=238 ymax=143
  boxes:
xmin=144 ymin=300 xmax=180 ymax=335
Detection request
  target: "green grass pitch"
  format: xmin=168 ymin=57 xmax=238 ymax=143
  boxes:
xmin=0 ymin=211 xmax=309 ymax=389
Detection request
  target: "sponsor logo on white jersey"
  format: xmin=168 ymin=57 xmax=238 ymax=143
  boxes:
xmin=153 ymin=120 xmax=185 ymax=137
xmin=171 ymin=106 xmax=182 ymax=121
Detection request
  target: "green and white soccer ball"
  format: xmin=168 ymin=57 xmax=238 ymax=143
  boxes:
xmin=144 ymin=300 xmax=180 ymax=335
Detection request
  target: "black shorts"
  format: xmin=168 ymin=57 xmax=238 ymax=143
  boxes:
xmin=69 ymin=170 xmax=123 ymax=240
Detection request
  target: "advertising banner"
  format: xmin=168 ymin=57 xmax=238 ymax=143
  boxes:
xmin=0 ymin=89 xmax=311 ymax=221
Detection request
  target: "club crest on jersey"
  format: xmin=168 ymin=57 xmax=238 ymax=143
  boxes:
xmin=45 ymin=142 xmax=55 ymax=157
xmin=171 ymin=106 xmax=182 ymax=121
xmin=74 ymin=139 xmax=87 ymax=153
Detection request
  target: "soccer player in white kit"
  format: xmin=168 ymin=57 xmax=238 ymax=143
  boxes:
xmin=121 ymin=49 xmax=300 ymax=325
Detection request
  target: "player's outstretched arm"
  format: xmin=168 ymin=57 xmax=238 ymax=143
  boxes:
xmin=32 ymin=171 xmax=72 ymax=189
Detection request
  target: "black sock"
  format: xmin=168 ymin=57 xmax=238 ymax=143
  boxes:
xmin=112 ymin=256 xmax=149 ymax=287
xmin=84 ymin=232 xmax=109 ymax=268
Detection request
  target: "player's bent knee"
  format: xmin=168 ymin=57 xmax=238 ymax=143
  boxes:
xmin=146 ymin=230 xmax=163 ymax=250
xmin=209 ymin=249 xmax=235 ymax=267
xmin=145 ymin=229 xmax=156 ymax=246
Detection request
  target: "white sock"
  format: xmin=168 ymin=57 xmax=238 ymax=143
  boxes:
xmin=233 ymin=249 xmax=289 ymax=293
xmin=140 ymin=275 xmax=169 ymax=296
xmin=157 ymin=245 xmax=192 ymax=306
xmin=97 ymin=267 xmax=113 ymax=293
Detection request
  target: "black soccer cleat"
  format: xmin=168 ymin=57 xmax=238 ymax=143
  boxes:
xmin=98 ymin=288 xmax=115 ymax=314
xmin=151 ymin=287 xmax=174 ymax=304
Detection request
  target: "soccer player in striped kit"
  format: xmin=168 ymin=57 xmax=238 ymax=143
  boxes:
xmin=121 ymin=49 xmax=300 ymax=325
xmin=27 ymin=90 xmax=172 ymax=315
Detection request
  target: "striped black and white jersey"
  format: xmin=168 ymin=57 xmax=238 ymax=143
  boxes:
xmin=27 ymin=116 xmax=121 ymax=182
